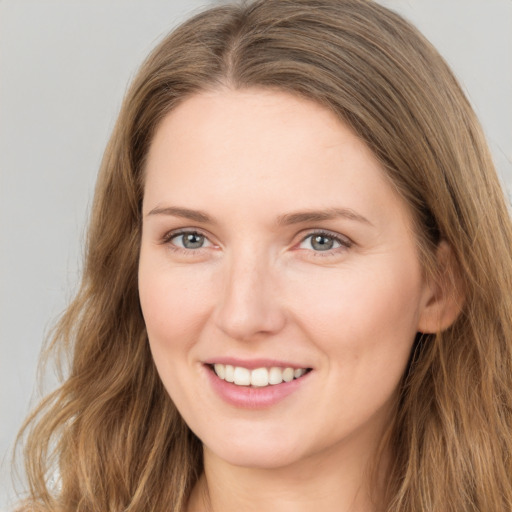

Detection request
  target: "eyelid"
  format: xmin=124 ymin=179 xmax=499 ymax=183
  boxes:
xmin=296 ymin=229 xmax=353 ymax=251
xmin=161 ymin=228 xmax=215 ymax=248
xmin=161 ymin=226 xmax=206 ymax=239
xmin=159 ymin=227 xmax=352 ymax=255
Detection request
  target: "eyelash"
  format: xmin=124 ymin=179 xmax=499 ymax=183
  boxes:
xmin=160 ymin=229 xmax=353 ymax=256
xmin=161 ymin=229 xmax=212 ymax=256
xmin=297 ymin=230 xmax=353 ymax=256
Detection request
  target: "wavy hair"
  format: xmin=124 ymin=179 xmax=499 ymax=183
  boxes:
xmin=15 ymin=1 xmax=512 ymax=511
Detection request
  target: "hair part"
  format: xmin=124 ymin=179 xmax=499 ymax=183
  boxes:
xmin=16 ymin=1 xmax=512 ymax=511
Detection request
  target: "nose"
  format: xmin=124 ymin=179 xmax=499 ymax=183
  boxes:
xmin=213 ymin=250 xmax=286 ymax=341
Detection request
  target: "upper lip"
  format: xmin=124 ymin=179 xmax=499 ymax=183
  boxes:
xmin=202 ymin=357 xmax=312 ymax=370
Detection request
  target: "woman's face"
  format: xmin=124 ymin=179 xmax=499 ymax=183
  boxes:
xmin=139 ymin=88 xmax=433 ymax=469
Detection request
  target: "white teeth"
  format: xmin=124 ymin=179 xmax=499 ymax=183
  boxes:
xmin=233 ymin=366 xmax=251 ymax=386
xmin=212 ymin=364 xmax=308 ymax=387
xmin=214 ymin=363 xmax=225 ymax=379
xmin=282 ymin=367 xmax=294 ymax=382
xmin=251 ymin=367 xmax=269 ymax=387
xmin=225 ymin=364 xmax=235 ymax=383
xmin=294 ymin=368 xmax=306 ymax=378
xmin=268 ymin=366 xmax=283 ymax=385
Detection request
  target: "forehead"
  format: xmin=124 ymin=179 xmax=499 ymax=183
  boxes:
xmin=142 ymin=87 xmax=411 ymax=231
xmin=146 ymin=88 xmax=356 ymax=173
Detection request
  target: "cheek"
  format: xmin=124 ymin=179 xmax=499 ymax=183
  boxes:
xmin=138 ymin=257 xmax=214 ymax=354
xmin=287 ymin=259 xmax=423 ymax=370
xmin=138 ymin=258 xmax=218 ymax=413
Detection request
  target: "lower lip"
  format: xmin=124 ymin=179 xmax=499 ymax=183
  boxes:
xmin=204 ymin=365 xmax=310 ymax=409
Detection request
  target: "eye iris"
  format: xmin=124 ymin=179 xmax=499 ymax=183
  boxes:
xmin=182 ymin=233 xmax=204 ymax=249
xmin=311 ymin=234 xmax=334 ymax=251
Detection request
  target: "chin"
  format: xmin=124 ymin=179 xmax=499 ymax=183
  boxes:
xmin=202 ymin=430 xmax=309 ymax=470
xmin=215 ymin=447 xmax=303 ymax=470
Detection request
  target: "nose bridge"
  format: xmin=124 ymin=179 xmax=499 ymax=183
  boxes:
xmin=214 ymin=245 xmax=285 ymax=340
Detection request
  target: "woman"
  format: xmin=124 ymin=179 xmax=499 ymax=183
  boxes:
xmin=16 ymin=0 xmax=512 ymax=511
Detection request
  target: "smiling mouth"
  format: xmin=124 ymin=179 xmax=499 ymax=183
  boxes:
xmin=209 ymin=363 xmax=312 ymax=388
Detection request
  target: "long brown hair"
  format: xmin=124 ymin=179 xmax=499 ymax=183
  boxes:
xmin=15 ymin=1 xmax=512 ymax=511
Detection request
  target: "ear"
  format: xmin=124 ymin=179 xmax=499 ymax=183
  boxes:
xmin=417 ymin=241 xmax=465 ymax=334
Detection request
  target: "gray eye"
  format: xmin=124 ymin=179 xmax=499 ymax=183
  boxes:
xmin=310 ymin=234 xmax=335 ymax=251
xmin=299 ymin=233 xmax=343 ymax=252
xmin=177 ymin=232 xmax=206 ymax=249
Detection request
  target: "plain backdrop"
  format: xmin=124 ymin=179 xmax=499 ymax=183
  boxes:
xmin=1 ymin=1 xmax=511 ymax=510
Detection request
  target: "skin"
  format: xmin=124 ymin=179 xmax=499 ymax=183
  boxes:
xmin=138 ymin=88 xmax=446 ymax=512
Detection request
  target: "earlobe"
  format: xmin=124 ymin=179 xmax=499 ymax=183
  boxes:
xmin=417 ymin=241 xmax=465 ymax=334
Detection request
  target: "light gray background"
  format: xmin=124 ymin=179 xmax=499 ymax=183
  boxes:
xmin=1 ymin=1 xmax=511 ymax=510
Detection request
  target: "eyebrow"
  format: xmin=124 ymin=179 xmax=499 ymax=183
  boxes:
xmin=276 ymin=208 xmax=373 ymax=227
xmin=147 ymin=206 xmax=213 ymax=223
xmin=147 ymin=205 xmax=372 ymax=227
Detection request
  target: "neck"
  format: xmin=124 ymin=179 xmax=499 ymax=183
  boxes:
xmin=187 ymin=435 xmax=389 ymax=512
